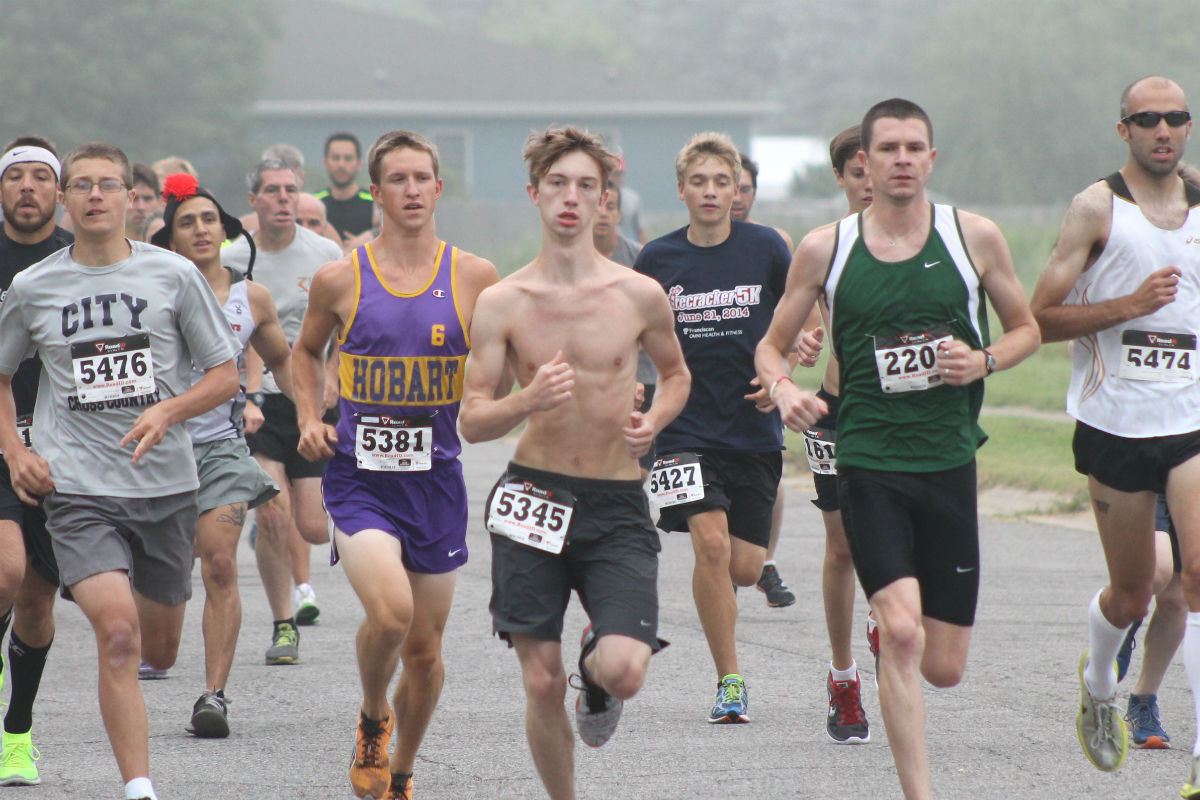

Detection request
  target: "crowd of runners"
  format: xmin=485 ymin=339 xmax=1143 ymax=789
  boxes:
xmin=0 ymin=73 xmax=1197 ymax=800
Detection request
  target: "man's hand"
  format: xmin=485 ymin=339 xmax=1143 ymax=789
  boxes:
xmin=244 ymin=399 xmax=265 ymax=434
xmin=622 ymin=410 xmax=655 ymax=458
xmin=796 ymin=326 xmax=824 ymax=367
xmin=4 ymin=449 xmax=52 ymax=505
xmin=1127 ymin=265 xmax=1181 ymax=318
xmin=773 ymin=381 xmax=829 ymax=431
xmin=745 ymin=377 xmax=774 ymax=412
xmin=121 ymin=404 xmax=174 ymax=464
xmin=523 ymin=351 xmax=575 ymax=412
xmin=298 ymin=419 xmax=338 ymax=462
xmin=937 ymin=339 xmax=986 ymax=386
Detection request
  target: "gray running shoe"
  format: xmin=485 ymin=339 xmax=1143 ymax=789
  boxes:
xmin=1075 ymin=651 xmax=1127 ymax=772
xmin=188 ymin=690 xmax=230 ymax=738
xmin=266 ymin=622 xmax=300 ymax=665
xmin=572 ymin=625 xmax=623 ymax=747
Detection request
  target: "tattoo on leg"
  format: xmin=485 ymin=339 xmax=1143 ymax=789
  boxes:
xmin=216 ymin=503 xmax=248 ymax=527
xmin=1093 ymin=499 xmax=1110 ymax=514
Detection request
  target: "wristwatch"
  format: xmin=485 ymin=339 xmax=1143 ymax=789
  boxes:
xmin=248 ymin=391 xmax=266 ymax=407
xmin=982 ymin=349 xmax=997 ymax=376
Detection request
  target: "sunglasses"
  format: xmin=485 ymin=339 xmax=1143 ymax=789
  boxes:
xmin=1122 ymin=110 xmax=1191 ymax=128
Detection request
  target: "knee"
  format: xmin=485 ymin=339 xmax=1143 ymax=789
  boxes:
xmin=96 ymin=618 xmax=141 ymax=669
xmin=1108 ymin=586 xmax=1153 ymax=626
xmin=523 ymin=663 xmax=567 ymax=706
xmin=730 ymin=561 xmax=760 ymax=587
xmin=593 ymin=654 xmax=647 ymax=701
xmin=400 ymin=640 xmax=443 ymax=679
xmin=692 ymin=531 xmax=730 ymax=568
xmin=203 ymin=550 xmax=238 ymax=591
xmin=879 ymin=615 xmax=924 ymax=662
xmin=255 ymin=499 xmax=290 ymax=534
xmin=296 ymin=517 xmax=329 ymax=545
xmin=365 ymin=603 xmax=412 ymax=647
xmin=922 ymin=661 xmax=964 ymax=689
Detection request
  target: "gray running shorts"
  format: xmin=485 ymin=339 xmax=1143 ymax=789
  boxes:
xmin=43 ymin=490 xmax=198 ymax=605
xmin=195 ymin=437 xmax=279 ymax=515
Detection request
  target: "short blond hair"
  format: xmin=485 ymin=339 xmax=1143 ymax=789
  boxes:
xmin=523 ymin=126 xmax=616 ymax=188
xmin=675 ymin=132 xmax=740 ymax=185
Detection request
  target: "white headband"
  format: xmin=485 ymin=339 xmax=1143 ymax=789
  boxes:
xmin=0 ymin=147 xmax=61 ymax=181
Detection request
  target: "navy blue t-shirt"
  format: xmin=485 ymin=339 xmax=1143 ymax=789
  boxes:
xmin=0 ymin=225 xmax=73 ymax=415
xmin=635 ymin=221 xmax=789 ymax=452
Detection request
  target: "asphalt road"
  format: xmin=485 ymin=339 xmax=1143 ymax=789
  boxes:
xmin=31 ymin=439 xmax=1195 ymax=798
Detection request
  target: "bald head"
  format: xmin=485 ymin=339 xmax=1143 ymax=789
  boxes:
xmin=297 ymin=192 xmax=328 ymax=234
xmin=1121 ymin=76 xmax=1187 ymax=119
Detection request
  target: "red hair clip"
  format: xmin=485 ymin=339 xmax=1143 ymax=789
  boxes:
xmin=162 ymin=173 xmax=200 ymax=202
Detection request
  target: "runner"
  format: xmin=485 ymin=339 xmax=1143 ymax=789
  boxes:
xmin=758 ymin=98 xmax=1039 ymax=799
xmin=150 ymin=174 xmax=293 ymax=737
xmin=731 ymin=150 xmax=798 ymax=609
xmin=315 ymin=132 xmax=376 ymax=244
xmin=459 ymin=126 xmax=689 ymax=799
xmin=1027 ymin=75 xmax=1200 ymax=794
xmin=224 ymin=157 xmax=343 ymax=664
xmin=791 ymin=124 xmax=878 ymax=743
xmin=294 ymin=130 xmax=499 ymax=800
xmin=635 ymin=132 xmax=790 ymax=724
xmin=0 ymin=141 xmax=239 ymax=800
xmin=0 ymin=138 xmax=71 ymax=786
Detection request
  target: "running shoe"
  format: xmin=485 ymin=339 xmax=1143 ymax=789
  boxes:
xmin=708 ymin=674 xmax=749 ymax=724
xmin=349 ymin=710 xmax=393 ymax=800
xmin=0 ymin=730 xmax=39 ymax=785
xmin=385 ymin=773 xmax=413 ymax=800
xmin=295 ymin=582 xmax=320 ymax=626
xmin=826 ymin=671 xmax=870 ymax=744
xmin=188 ymin=690 xmax=230 ymax=739
xmin=265 ymin=621 xmax=300 ymax=665
xmin=572 ymin=625 xmax=623 ymax=747
xmin=1126 ymin=693 xmax=1170 ymax=749
xmin=867 ymin=614 xmax=880 ymax=685
xmin=1115 ymin=617 xmax=1142 ymax=683
xmin=1075 ymin=650 xmax=1128 ymax=772
xmin=138 ymin=661 xmax=169 ymax=680
xmin=755 ymin=564 xmax=796 ymax=608
xmin=1183 ymin=753 xmax=1200 ymax=799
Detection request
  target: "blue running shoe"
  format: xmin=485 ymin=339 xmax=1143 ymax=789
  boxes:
xmin=1126 ymin=693 xmax=1170 ymax=749
xmin=708 ymin=674 xmax=749 ymax=724
xmin=1116 ymin=617 xmax=1143 ymax=683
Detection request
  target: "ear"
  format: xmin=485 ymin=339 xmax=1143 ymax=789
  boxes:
xmin=527 ymin=183 xmax=538 ymax=205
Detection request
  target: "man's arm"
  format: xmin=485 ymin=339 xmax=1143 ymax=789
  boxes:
xmin=1030 ymin=182 xmax=1179 ymax=342
xmin=293 ymin=259 xmax=352 ymax=461
xmin=458 ymin=286 xmax=573 ymax=443
xmin=247 ymin=281 xmax=294 ymax=400
xmin=622 ymin=281 xmax=690 ymax=457
xmin=754 ymin=227 xmax=834 ymax=430
xmin=937 ymin=213 xmax=1040 ymax=383
xmin=0 ymin=374 xmax=52 ymax=504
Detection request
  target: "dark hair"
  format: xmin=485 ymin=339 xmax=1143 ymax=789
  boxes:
xmin=739 ymin=152 xmax=759 ymax=191
xmin=132 ymin=162 xmax=159 ymax=193
xmin=828 ymin=125 xmax=863 ymax=175
xmin=246 ymin=158 xmax=299 ymax=194
xmin=60 ymin=142 xmax=132 ymax=190
xmin=524 ymin=126 xmax=616 ymax=188
xmin=861 ymin=98 xmax=933 ymax=153
xmin=606 ymin=180 xmax=622 ymax=210
xmin=325 ymin=132 xmax=361 ymax=158
xmin=367 ymin=130 xmax=440 ymax=184
xmin=3 ymin=135 xmax=56 ymax=155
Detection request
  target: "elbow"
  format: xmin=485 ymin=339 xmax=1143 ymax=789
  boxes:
xmin=457 ymin=411 xmax=481 ymax=445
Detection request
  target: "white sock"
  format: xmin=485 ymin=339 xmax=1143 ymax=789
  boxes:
xmin=1184 ymin=613 xmax=1200 ymax=756
xmin=762 ymin=560 xmax=776 ymax=568
xmin=1083 ymin=589 xmax=1127 ymax=700
xmin=125 ymin=777 xmax=156 ymax=800
xmin=831 ymin=661 xmax=858 ymax=682
xmin=866 ymin=615 xmax=878 ymax=634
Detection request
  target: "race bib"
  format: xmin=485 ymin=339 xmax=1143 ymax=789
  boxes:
xmin=70 ymin=334 xmax=156 ymax=403
xmin=354 ymin=414 xmax=433 ymax=472
xmin=649 ymin=452 xmax=705 ymax=508
xmin=486 ymin=479 xmax=575 ymax=554
xmin=1118 ymin=330 xmax=1196 ymax=384
xmin=803 ymin=426 xmax=837 ymax=475
xmin=0 ymin=415 xmax=32 ymax=456
xmin=873 ymin=325 xmax=953 ymax=394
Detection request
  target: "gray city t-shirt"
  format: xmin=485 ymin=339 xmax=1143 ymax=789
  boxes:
xmin=223 ymin=225 xmax=341 ymax=394
xmin=0 ymin=241 xmax=238 ymax=497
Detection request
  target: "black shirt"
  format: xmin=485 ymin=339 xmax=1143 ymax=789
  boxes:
xmin=317 ymin=188 xmax=375 ymax=239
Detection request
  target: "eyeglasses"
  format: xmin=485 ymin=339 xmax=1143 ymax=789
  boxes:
xmin=1122 ymin=110 xmax=1191 ymax=129
xmin=65 ymin=178 xmax=127 ymax=195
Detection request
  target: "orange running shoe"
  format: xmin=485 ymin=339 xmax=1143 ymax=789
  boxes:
xmin=385 ymin=773 xmax=413 ymax=800
xmin=349 ymin=711 xmax=394 ymax=799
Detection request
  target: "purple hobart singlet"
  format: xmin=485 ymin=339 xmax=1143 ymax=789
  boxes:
xmin=335 ymin=241 xmax=468 ymax=467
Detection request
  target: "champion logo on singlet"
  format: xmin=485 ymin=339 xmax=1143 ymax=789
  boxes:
xmin=432 ymin=289 xmax=446 ymax=298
